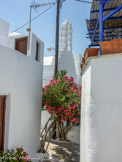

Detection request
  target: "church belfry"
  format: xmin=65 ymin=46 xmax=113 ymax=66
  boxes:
xmin=60 ymin=19 xmax=72 ymax=53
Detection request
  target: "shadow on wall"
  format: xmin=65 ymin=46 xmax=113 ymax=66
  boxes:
xmin=58 ymin=50 xmax=77 ymax=81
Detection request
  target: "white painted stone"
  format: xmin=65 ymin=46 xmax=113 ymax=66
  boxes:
xmin=9 ymin=32 xmax=21 ymax=37
xmin=43 ymin=52 xmax=82 ymax=86
xmin=67 ymin=126 xmax=80 ymax=144
xmin=43 ymin=18 xmax=82 ymax=86
xmin=80 ymin=54 xmax=122 ymax=162
xmin=0 ymin=45 xmax=43 ymax=154
xmin=60 ymin=19 xmax=72 ymax=53
xmin=0 ymin=19 xmax=44 ymax=154
xmin=0 ymin=18 xmax=10 ymax=47
xmin=42 ymin=19 xmax=82 ymax=144
xmin=31 ymin=152 xmax=49 ymax=162
xmin=0 ymin=18 xmax=9 ymax=37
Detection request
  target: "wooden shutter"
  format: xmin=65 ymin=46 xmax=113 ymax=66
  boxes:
xmin=0 ymin=96 xmax=6 ymax=151
xmin=15 ymin=37 xmax=28 ymax=55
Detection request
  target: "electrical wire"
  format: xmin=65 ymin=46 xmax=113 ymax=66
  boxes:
xmin=12 ymin=3 xmax=56 ymax=33
xmin=11 ymin=0 xmax=91 ymax=33
xmin=75 ymin=0 xmax=92 ymax=4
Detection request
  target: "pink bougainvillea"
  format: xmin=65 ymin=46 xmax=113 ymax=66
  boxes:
xmin=42 ymin=71 xmax=81 ymax=125
xmin=0 ymin=147 xmax=31 ymax=162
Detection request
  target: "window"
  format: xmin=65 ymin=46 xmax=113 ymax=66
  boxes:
xmin=35 ymin=42 xmax=40 ymax=61
xmin=15 ymin=37 xmax=28 ymax=55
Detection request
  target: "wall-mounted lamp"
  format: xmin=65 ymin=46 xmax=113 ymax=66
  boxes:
xmin=47 ymin=47 xmax=55 ymax=52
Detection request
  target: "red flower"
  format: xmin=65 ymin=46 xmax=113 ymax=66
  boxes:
xmin=42 ymin=71 xmax=81 ymax=125
xmin=16 ymin=154 xmax=19 ymax=158
xmin=24 ymin=152 xmax=28 ymax=156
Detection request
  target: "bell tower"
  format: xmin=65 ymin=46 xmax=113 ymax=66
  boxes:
xmin=60 ymin=19 xmax=72 ymax=53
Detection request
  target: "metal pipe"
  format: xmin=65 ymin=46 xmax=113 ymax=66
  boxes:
xmin=103 ymin=5 xmax=122 ymax=21
xmin=99 ymin=0 xmax=104 ymax=55
xmin=91 ymin=19 xmax=99 ymax=45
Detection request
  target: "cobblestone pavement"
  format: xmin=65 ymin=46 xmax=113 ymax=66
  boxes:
xmin=45 ymin=140 xmax=80 ymax=162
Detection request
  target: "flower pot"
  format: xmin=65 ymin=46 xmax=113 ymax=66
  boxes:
xmin=84 ymin=48 xmax=99 ymax=62
xmin=100 ymin=38 xmax=122 ymax=55
xmin=81 ymin=48 xmax=99 ymax=70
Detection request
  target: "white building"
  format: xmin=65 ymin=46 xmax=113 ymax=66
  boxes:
xmin=42 ymin=19 xmax=82 ymax=144
xmin=0 ymin=18 xmax=44 ymax=154
xmin=43 ymin=19 xmax=82 ymax=86
xmin=81 ymin=53 xmax=122 ymax=162
xmin=60 ymin=18 xmax=72 ymax=53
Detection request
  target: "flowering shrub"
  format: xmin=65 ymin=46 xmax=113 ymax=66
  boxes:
xmin=0 ymin=147 xmax=31 ymax=162
xmin=40 ymin=71 xmax=81 ymax=152
xmin=42 ymin=70 xmax=81 ymax=125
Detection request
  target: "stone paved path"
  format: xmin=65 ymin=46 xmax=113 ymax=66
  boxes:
xmin=45 ymin=140 xmax=80 ymax=162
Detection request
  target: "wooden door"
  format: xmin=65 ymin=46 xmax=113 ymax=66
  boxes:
xmin=0 ymin=96 xmax=6 ymax=151
xmin=15 ymin=37 xmax=28 ymax=55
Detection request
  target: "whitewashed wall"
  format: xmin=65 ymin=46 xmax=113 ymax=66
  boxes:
xmin=42 ymin=17 xmax=82 ymax=144
xmin=67 ymin=126 xmax=80 ymax=144
xmin=0 ymin=18 xmax=9 ymax=37
xmin=58 ymin=50 xmax=78 ymax=84
xmin=42 ymin=50 xmax=82 ymax=143
xmin=43 ymin=51 xmax=82 ymax=86
xmin=9 ymin=32 xmax=44 ymax=62
xmin=41 ymin=64 xmax=54 ymax=131
xmin=0 ymin=18 xmax=10 ymax=47
xmin=0 ymin=32 xmax=44 ymax=153
xmin=73 ymin=54 xmax=82 ymax=85
xmin=81 ymin=54 xmax=122 ymax=162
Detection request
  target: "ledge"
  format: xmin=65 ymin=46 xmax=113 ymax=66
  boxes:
xmin=81 ymin=38 xmax=122 ymax=72
xmin=81 ymin=53 xmax=122 ymax=73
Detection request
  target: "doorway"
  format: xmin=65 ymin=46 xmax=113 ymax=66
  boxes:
xmin=0 ymin=96 xmax=6 ymax=151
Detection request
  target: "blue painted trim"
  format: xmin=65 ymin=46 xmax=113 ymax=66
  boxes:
xmin=87 ymin=31 xmax=122 ymax=35
xmin=90 ymin=7 xmax=116 ymax=13
xmin=95 ymin=0 xmax=112 ymax=1
xmin=87 ymin=35 xmax=122 ymax=38
xmin=88 ymin=27 xmax=122 ymax=31
xmin=88 ymin=17 xmax=122 ymax=22
xmin=99 ymin=0 xmax=103 ymax=42
xmin=91 ymin=19 xmax=99 ymax=45
xmin=99 ymin=0 xmax=104 ymax=55
xmin=103 ymin=5 xmax=122 ymax=21
xmin=89 ymin=44 xmax=100 ymax=47
xmin=103 ymin=0 xmax=112 ymax=3
xmin=95 ymin=0 xmax=112 ymax=3
xmin=88 ymin=0 xmax=121 ymax=54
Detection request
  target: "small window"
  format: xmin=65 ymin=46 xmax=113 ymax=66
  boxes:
xmin=35 ymin=42 xmax=40 ymax=61
xmin=15 ymin=37 xmax=28 ymax=55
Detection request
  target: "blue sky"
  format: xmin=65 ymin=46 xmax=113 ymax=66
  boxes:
xmin=0 ymin=0 xmax=91 ymax=56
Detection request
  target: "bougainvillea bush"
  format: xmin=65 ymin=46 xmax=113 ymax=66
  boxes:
xmin=42 ymin=70 xmax=81 ymax=125
xmin=0 ymin=147 xmax=31 ymax=162
xmin=41 ymin=70 xmax=81 ymax=148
